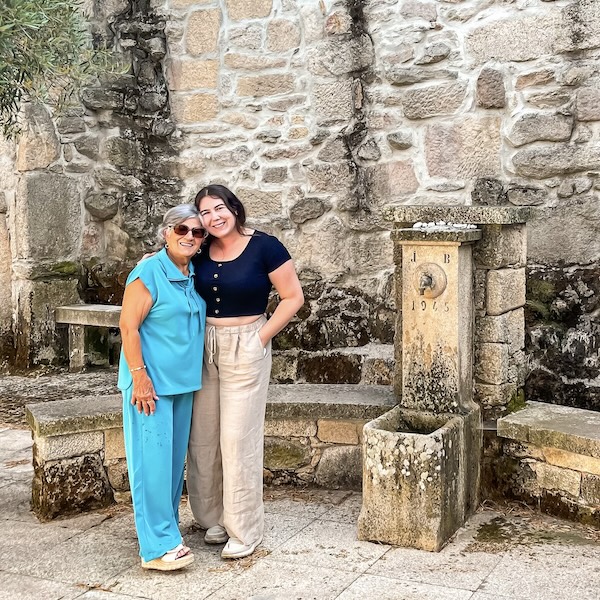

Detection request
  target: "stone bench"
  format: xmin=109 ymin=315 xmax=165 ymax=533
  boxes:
xmin=497 ymin=401 xmax=600 ymax=526
xmin=55 ymin=304 xmax=121 ymax=372
xmin=26 ymin=384 xmax=396 ymax=520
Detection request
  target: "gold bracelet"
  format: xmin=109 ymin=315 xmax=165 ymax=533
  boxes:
xmin=130 ymin=365 xmax=146 ymax=372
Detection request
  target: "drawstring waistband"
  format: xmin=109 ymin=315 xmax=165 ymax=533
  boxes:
xmin=206 ymin=325 xmax=216 ymax=365
xmin=204 ymin=316 xmax=267 ymax=365
xmin=204 ymin=315 xmax=267 ymax=365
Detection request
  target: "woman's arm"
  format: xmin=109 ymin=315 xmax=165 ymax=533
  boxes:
xmin=119 ymin=278 xmax=158 ymax=415
xmin=259 ymin=260 xmax=304 ymax=346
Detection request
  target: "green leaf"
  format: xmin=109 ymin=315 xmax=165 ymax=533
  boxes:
xmin=0 ymin=0 xmax=124 ymax=139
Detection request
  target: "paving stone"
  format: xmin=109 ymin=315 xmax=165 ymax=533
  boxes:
xmin=109 ymin=545 xmax=238 ymax=600
xmin=318 ymin=491 xmax=362 ymax=524
xmin=0 ymin=479 xmax=36 ymax=523
xmin=0 ymin=519 xmax=79 ymax=571
xmin=91 ymin=506 xmax=137 ymax=540
xmin=336 ymin=574 xmax=473 ymax=600
xmin=0 ymin=525 xmax=138 ymax=587
xmin=264 ymin=488 xmax=350 ymax=521
xmin=269 ymin=519 xmax=389 ymax=573
xmin=210 ymin=557 xmax=358 ymax=600
xmin=478 ymin=543 xmax=600 ymax=600
xmin=0 ymin=572 xmax=81 ymax=600
xmin=367 ymin=530 xmax=502 ymax=591
xmin=262 ymin=511 xmax=315 ymax=552
xmin=0 ymin=447 xmax=33 ymax=483
xmin=75 ymin=590 xmax=139 ymax=600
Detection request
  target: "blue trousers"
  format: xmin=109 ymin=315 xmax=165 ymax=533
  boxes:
xmin=122 ymin=389 xmax=193 ymax=562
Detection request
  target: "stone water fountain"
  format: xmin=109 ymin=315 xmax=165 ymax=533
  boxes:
xmin=358 ymin=205 xmax=532 ymax=551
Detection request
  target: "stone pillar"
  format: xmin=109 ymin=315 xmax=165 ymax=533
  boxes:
xmin=358 ymin=204 xmax=533 ymax=551
xmin=0 ymin=137 xmax=16 ymax=359
xmin=394 ymin=229 xmax=481 ymax=413
xmin=385 ymin=205 xmax=533 ymax=421
xmin=12 ymin=105 xmax=81 ymax=366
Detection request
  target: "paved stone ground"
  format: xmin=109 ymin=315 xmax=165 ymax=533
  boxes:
xmin=0 ymin=367 xmax=119 ymax=428
xmin=1 ymin=424 xmax=600 ymax=600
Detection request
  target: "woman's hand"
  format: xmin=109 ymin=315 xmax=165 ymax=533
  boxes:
xmin=261 ymin=260 xmax=304 ymax=342
xmin=131 ymin=370 xmax=158 ymax=415
xmin=137 ymin=252 xmax=156 ymax=264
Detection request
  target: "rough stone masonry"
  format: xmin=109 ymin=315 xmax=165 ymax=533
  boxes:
xmin=1 ymin=0 xmax=599 ymax=417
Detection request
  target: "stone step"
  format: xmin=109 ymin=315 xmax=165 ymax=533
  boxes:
xmin=498 ymin=401 xmax=600 ymax=459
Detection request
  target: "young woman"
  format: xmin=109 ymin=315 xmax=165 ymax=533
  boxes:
xmin=186 ymin=184 xmax=304 ymax=559
xmin=119 ymin=205 xmax=206 ymax=571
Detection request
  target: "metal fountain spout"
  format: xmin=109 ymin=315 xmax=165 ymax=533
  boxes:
xmin=418 ymin=272 xmax=433 ymax=295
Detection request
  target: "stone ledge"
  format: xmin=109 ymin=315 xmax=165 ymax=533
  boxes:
xmin=383 ymin=204 xmax=536 ymax=226
xmin=26 ymin=384 xmax=397 ymax=437
xmin=26 ymin=395 xmax=123 ymax=437
xmin=497 ymin=401 xmax=600 ymax=459
xmin=391 ymin=229 xmax=482 ymax=243
xmin=55 ymin=304 xmax=121 ymax=327
xmin=26 ymin=384 xmax=397 ymax=518
xmin=266 ymin=384 xmax=396 ymax=419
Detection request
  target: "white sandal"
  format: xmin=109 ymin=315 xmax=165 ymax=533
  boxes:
xmin=141 ymin=544 xmax=194 ymax=571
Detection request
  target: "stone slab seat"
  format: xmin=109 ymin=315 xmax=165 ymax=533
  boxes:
xmin=26 ymin=394 xmax=123 ymax=438
xmin=25 ymin=384 xmax=396 ymax=520
xmin=55 ymin=304 xmax=122 ymax=328
xmin=26 ymin=384 xmax=397 ymax=437
xmin=497 ymin=400 xmax=600 ymax=459
xmin=265 ymin=383 xmax=396 ymax=420
xmin=54 ymin=304 xmax=122 ymax=372
xmin=497 ymin=401 xmax=600 ymax=527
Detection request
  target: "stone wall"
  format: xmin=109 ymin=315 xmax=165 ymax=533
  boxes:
xmin=3 ymin=0 xmax=600 ymax=410
xmin=495 ymin=401 xmax=600 ymax=527
xmin=4 ymin=0 xmax=183 ymax=366
xmin=26 ymin=386 xmax=395 ymax=519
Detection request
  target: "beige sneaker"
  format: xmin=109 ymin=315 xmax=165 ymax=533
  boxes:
xmin=221 ymin=537 xmax=261 ymax=559
xmin=204 ymin=525 xmax=229 ymax=544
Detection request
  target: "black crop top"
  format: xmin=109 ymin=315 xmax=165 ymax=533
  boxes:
xmin=192 ymin=231 xmax=292 ymax=317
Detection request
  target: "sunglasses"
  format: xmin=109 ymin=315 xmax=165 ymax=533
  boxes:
xmin=172 ymin=224 xmax=205 ymax=238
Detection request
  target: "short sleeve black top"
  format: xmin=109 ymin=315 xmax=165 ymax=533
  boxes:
xmin=192 ymin=230 xmax=291 ymax=317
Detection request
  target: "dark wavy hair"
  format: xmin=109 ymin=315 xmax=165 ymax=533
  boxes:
xmin=194 ymin=184 xmax=247 ymax=236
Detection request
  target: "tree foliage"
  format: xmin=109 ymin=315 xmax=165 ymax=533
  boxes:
xmin=0 ymin=0 xmax=112 ymax=138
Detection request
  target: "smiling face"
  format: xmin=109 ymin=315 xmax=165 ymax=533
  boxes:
xmin=163 ymin=216 xmax=203 ymax=262
xmin=198 ymin=195 xmax=238 ymax=239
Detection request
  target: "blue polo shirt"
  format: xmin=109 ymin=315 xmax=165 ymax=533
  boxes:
xmin=118 ymin=248 xmax=206 ymax=395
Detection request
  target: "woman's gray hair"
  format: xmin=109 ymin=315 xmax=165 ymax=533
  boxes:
xmin=157 ymin=204 xmax=201 ymax=245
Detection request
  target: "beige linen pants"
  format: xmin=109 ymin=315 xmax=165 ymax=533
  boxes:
xmin=187 ymin=316 xmax=270 ymax=546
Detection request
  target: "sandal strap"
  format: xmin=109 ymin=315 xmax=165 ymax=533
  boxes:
xmin=162 ymin=544 xmax=187 ymax=562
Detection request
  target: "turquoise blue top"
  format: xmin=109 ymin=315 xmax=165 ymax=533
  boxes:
xmin=117 ymin=248 xmax=206 ymax=395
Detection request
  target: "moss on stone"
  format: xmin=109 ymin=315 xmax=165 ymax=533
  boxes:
xmin=525 ymin=299 xmax=550 ymax=320
xmin=526 ymin=278 xmax=558 ymax=322
xmin=507 ymin=388 xmax=526 ymax=413
xmin=528 ymin=278 xmax=555 ymax=304
xmin=51 ymin=261 xmax=80 ymax=275
xmin=30 ymin=261 xmax=80 ymax=280
xmin=264 ymin=438 xmax=309 ymax=469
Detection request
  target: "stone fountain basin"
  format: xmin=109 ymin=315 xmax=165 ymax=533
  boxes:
xmin=357 ymin=404 xmax=480 ymax=551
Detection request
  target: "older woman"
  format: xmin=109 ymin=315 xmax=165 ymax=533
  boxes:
xmin=118 ymin=204 xmax=206 ymax=571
